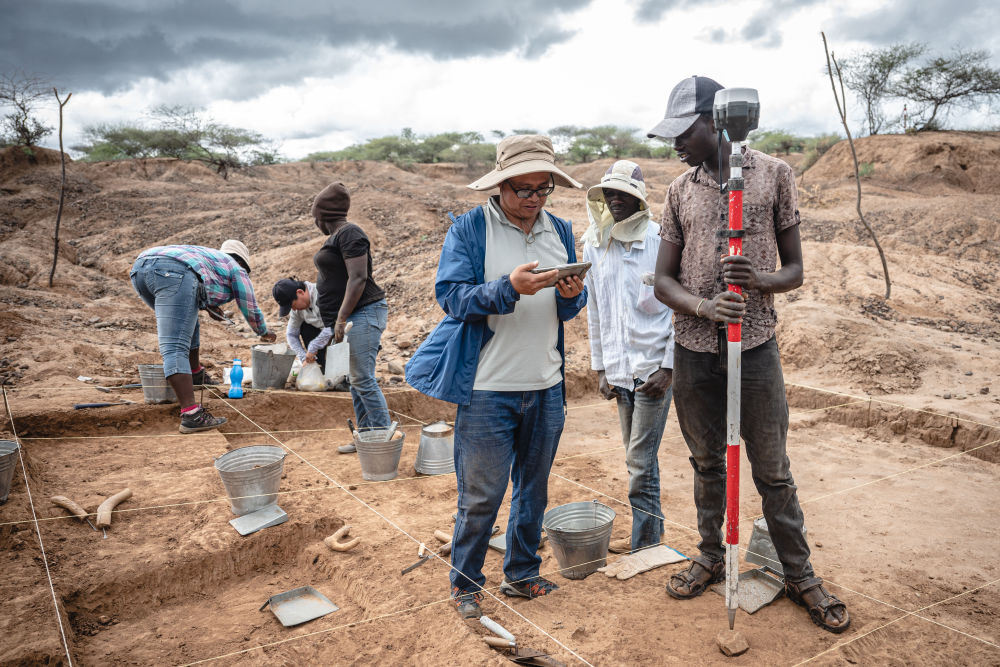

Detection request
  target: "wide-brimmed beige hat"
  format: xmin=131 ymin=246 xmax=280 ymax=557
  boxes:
xmin=467 ymin=134 xmax=582 ymax=191
xmin=220 ymin=239 xmax=252 ymax=272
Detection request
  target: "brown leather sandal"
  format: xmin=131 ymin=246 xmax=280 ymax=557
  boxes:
xmin=666 ymin=558 xmax=725 ymax=599
xmin=786 ymin=578 xmax=851 ymax=634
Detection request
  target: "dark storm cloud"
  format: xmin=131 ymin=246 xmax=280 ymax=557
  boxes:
xmin=829 ymin=0 xmax=999 ymax=52
xmin=0 ymin=0 xmax=592 ymax=98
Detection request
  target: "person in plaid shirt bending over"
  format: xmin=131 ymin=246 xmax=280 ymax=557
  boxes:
xmin=130 ymin=239 xmax=276 ymax=433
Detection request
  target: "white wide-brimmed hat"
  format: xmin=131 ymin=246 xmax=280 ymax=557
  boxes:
xmin=220 ymin=239 xmax=252 ymax=272
xmin=467 ymin=134 xmax=582 ymax=191
xmin=586 ymin=160 xmax=649 ymax=208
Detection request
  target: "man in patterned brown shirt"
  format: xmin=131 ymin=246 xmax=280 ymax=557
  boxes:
xmin=649 ymin=75 xmax=850 ymax=634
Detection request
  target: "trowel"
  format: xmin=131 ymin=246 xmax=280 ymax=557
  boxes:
xmin=74 ymin=400 xmax=135 ymax=409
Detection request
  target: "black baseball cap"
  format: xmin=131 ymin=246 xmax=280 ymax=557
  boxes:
xmin=647 ymin=75 xmax=725 ymax=140
xmin=272 ymin=278 xmax=305 ymax=317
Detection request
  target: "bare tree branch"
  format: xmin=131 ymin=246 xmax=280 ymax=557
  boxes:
xmin=50 ymin=88 xmax=71 ymax=288
xmin=822 ymin=31 xmax=891 ymax=300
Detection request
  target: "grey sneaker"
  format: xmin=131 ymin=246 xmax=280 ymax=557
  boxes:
xmin=500 ymin=576 xmax=559 ymax=599
xmin=337 ymin=443 xmax=357 ymax=454
xmin=451 ymin=587 xmax=483 ymax=619
xmin=179 ymin=407 xmax=227 ymax=434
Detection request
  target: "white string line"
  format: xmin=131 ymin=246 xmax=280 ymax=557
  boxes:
xmin=6 ymin=388 xmax=994 ymax=660
xmin=181 ymin=535 xmax=692 ymax=667
xmin=4 ymin=384 xmax=421 ymax=396
xmin=793 ymin=577 xmax=1000 ymax=665
xmin=786 ymin=382 xmax=1000 ymax=431
xmin=178 ymin=596 xmax=454 ymax=666
xmin=910 ymin=610 xmax=1000 ymax=650
xmin=792 ymin=436 xmax=1000 ymax=510
xmin=0 ymin=435 xmax=672 ymax=529
xmin=11 ymin=379 xmax=997 ymax=431
xmin=1 ymin=386 xmax=74 ymax=667
xmin=205 ymin=389 xmax=595 ymax=667
xmin=19 ymin=423 xmax=426 ymax=441
xmin=0 ymin=396 xmax=954 ymax=552
xmin=547 ymin=467 xmax=998 ymax=634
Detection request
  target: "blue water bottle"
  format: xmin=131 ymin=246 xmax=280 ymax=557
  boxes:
xmin=228 ymin=359 xmax=244 ymax=399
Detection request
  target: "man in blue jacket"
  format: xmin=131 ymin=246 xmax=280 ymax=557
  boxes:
xmin=406 ymin=135 xmax=587 ymax=619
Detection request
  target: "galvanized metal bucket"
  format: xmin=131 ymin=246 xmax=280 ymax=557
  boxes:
xmin=214 ymin=445 xmax=287 ymax=516
xmin=251 ymin=344 xmax=297 ymax=390
xmin=543 ymin=500 xmax=616 ymax=580
xmin=746 ymin=516 xmax=806 ymax=575
xmin=138 ymin=364 xmax=177 ymax=404
xmin=414 ymin=421 xmax=455 ymax=475
xmin=354 ymin=430 xmax=405 ymax=481
xmin=0 ymin=440 xmax=20 ymax=504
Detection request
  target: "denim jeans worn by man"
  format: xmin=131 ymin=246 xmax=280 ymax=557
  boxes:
xmin=649 ymin=75 xmax=850 ymax=633
xmin=406 ymin=135 xmax=587 ymax=619
xmin=581 ymin=161 xmax=687 ymax=582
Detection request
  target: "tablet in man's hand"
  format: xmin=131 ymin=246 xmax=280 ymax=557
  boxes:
xmin=529 ymin=261 xmax=592 ymax=287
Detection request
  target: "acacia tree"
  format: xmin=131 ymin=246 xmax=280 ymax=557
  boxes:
xmin=75 ymin=105 xmax=279 ymax=176
xmin=0 ymin=72 xmax=53 ymax=146
xmin=840 ymin=42 xmax=925 ymax=135
xmin=893 ymin=48 xmax=1000 ymax=131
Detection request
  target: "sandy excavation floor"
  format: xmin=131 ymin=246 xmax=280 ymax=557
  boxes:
xmin=1 ymin=382 xmax=998 ymax=666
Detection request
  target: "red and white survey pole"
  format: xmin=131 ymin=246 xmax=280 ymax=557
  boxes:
xmin=713 ymin=88 xmax=760 ymax=631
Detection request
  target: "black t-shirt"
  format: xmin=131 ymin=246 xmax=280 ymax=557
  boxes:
xmin=313 ymin=223 xmax=386 ymax=327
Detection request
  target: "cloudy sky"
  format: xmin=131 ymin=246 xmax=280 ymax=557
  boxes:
xmin=3 ymin=0 xmax=998 ymax=159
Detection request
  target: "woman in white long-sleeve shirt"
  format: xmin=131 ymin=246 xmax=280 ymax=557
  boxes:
xmin=271 ymin=278 xmax=333 ymax=370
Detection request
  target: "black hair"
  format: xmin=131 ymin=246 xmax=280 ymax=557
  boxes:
xmin=228 ymin=253 xmax=251 ymax=274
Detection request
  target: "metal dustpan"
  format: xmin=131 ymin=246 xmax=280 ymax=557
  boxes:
xmin=230 ymin=504 xmax=288 ymax=536
xmin=488 ymin=530 xmax=546 ymax=554
xmin=711 ymin=568 xmax=785 ymax=614
xmin=260 ymin=586 xmax=339 ymax=626
xmin=711 ymin=517 xmax=802 ymax=614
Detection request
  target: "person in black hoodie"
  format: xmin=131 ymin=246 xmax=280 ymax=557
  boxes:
xmin=312 ymin=182 xmax=390 ymax=441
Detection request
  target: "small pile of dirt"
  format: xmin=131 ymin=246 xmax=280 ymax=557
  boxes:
xmin=803 ymin=131 xmax=1000 ymax=194
xmin=0 ymin=145 xmax=66 ymax=179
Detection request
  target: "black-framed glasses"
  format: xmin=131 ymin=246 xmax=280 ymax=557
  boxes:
xmin=505 ymin=181 xmax=555 ymax=199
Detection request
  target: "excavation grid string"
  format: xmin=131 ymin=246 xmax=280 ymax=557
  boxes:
xmin=1 ymin=386 xmax=75 ymax=667
xmin=0 ymin=395 xmax=871 ymax=529
xmin=0 ymin=436 xmax=683 ymax=529
xmin=12 ymin=379 xmax=1000 ymax=432
xmin=202 ymin=388 xmax=596 ymax=667
xmin=6 ymin=386 xmax=998 ymax=663
xmin=793 ymin=577 xmax=1000 ymax=665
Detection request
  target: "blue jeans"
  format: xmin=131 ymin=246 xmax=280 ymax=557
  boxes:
xmin=346 ymin=299 xmax=390 ymax=430
xmin=672 ymin=337 xmax=814 ymax=582
xmin=130 ymin=257 xmax=201 ymax=377
xmin=450 ymin=384 xmax=564 ymax=591
xmin=615 ymin=382 xmax=673 ymax=549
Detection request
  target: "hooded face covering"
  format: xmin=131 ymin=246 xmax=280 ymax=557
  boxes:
xmin=311 ymin=182 xmax=351 ymax=235
xmin=582 ymin=160 xmax=651 ymax=248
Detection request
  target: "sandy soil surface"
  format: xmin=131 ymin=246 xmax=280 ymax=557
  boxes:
xmin=1 ymin=132 xmax=999 ymax=665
